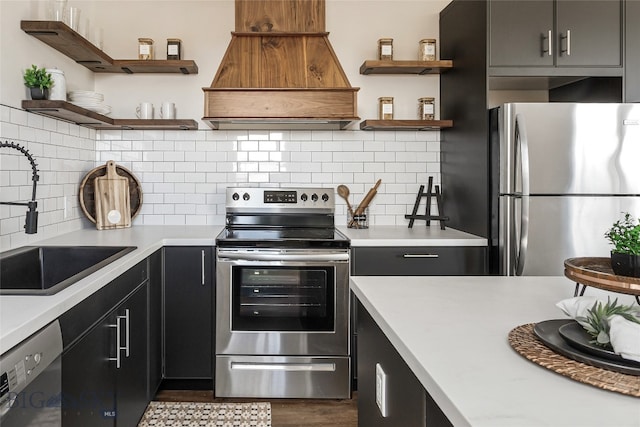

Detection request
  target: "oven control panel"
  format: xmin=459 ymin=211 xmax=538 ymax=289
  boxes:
xmin=226 ymin=187 xmax=334 ymax=211
xmin=264 ymin=190 xmax=297 ymax=204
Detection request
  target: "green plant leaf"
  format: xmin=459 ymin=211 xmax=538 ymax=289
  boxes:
xmin=23 ymin=64 xmax=53 ymax=90
xmin=604 ymin=212 xmax=640 ymax=255
xmin=580 ymin=297 xmax=640 ymax=348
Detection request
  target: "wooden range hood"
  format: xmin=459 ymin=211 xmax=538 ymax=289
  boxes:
xmin=203 ymin=0 xmax=359 ymax=129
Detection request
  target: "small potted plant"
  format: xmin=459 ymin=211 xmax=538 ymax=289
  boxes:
xmin=604 ymin=212 xmax=640 ymax=277
xmin=23 ymin=65 xmax=53 ymax=100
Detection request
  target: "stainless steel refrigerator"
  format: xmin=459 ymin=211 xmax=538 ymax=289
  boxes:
xmin=490 ymin=103 xmax=640 ymax=276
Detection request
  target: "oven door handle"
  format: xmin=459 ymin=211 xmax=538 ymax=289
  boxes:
xmin=231 ymin=362 xmax=336 ymax=372
xmin=217 ymin=251 xmax=349 ymax=262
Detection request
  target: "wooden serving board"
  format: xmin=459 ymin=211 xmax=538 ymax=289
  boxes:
xmin=93 ymin=161 xmax=131 ymax=230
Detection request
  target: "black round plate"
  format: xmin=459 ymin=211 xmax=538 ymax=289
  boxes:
xmin=558 ymin=321 xmax=640 ymax=366
xmin=533 ymin=319 xmax=640 ymax=376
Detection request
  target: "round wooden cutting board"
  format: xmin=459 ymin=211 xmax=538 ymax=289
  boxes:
xmin=80 ymin=163 xmax=143 ymax=224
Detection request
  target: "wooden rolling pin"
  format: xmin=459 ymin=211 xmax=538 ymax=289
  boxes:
xmin=349 ymin=179 xmax=381 ymax=227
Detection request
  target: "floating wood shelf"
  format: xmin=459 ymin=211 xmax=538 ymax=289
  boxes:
xmin=359 ymin=60 xmax=453 ymax=75
xmin=359 ymin=119 xmax=453 ymax=131
xmin=21 ymin=20 xmax=198 ymax=74
xmin=22 ymin=100 xmax=198 ymax=130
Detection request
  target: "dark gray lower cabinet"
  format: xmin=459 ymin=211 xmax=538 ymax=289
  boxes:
xmin=147 ymin=249 xmax=163 ymax=398
xmin=350 ymin=245 xmax=486 ymax=390
xmin=351 ymin=246 xmax=486 ymax=276
xmin=163 ymin=246 xmax=214 ymax=380
xmin=62 ymin=281 xmax=148 ymax=427
xmin=357 ymin=300 xmax=452 ymax=427
xmin=114 ymin=284 xmax=148 ymax=427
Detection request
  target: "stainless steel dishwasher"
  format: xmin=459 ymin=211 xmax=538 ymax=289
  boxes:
xmin=0 ymin=321 xmax=63 ymax=426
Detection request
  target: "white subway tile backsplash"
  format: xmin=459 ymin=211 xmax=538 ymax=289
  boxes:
xmin=1 ymin=106 xmax=95 ymax=250
xmin=2 ymin=106 xmax=444 ymax=247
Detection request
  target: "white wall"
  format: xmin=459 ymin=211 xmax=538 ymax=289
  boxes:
xmin=1 ymin=0 xmax=451 ymax=250
xmin=88 ymin=0 xmax=448 ymax=126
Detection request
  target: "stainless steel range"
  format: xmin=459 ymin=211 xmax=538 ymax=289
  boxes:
xmin=215 ymin=187 xmax=351 ymax=399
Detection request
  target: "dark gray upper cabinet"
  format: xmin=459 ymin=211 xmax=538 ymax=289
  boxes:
xmin=490 ymin=1 xmax=554 ymax=67
xmin=489 ymin=0 xmax=622 ymax=69
xmin=555 ymin=1 xmax=621 ymax=67
xmin=627 ymin=0 xmax=640 ymax=102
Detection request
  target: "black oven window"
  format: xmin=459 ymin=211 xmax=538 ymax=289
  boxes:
xmin=231 ymin=266 xmax=335 ymax=331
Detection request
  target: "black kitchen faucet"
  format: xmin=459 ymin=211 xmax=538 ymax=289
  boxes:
xmin=0 ymin=141 xmax=39 ymax=234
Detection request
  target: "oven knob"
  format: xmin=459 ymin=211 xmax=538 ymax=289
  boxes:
xmin=311 ymin=193 xmax=318 ymax=202
xmin=232 ymin=192 xmax=240 ymax=201
xmin=322 ymin=193 xmax=329 ymax=202
xmin=243 ymin=193 xmax=250 ymax=201
xmin=301 ymin=193 xmax=308 ymax=201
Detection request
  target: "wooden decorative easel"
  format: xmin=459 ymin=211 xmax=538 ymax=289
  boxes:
xmin=405 ymin=177 xmax=448 ymax=229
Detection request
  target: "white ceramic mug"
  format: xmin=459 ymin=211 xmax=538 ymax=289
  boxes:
xmin=136 ymin=102 xmax=154 ymax=119
xmin=160 ymin=102 xmax=176 ymax=119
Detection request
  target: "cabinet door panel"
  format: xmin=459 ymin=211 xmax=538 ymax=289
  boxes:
xmin=164 ymin=247 xmax=214 ymax=379
xmin=489 ymin=0 xmax=554 ymax=67
xmin=62 ymin=318 xmax=115 ymax=427
xmin=556 ymin=0 xmax=621 ymax=67
xmin=148 ymin=250 xmax=163 ymax=397
xmin=357 ymin=301 xmax=428 ymax=427
xmin=115 ymin=285 xmax=149 ymax=427
xmin=351 ymin=247 xmax=486 ymax=276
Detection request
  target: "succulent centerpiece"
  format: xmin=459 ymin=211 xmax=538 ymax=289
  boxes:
xmin=577 ymin=297 xmax=640 ymax=348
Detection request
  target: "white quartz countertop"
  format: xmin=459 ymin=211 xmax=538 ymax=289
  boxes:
xmin=350 ymin=276 xmax=640 ymax=427
xmin=338 ymin=225 xmax=487 ymax=246
xmin=0 ymin=226 xmax=221 ymax=354
xmin=0 ymin=224 xmax=485 ymax=355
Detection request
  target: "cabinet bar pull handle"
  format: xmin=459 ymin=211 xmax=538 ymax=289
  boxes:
xmin=403 ymin=254 xmax=439 ymax=258
xmin=201 ymin=249 xmax=206 ymax=285
xmin=123 ymin=309 xmax=130 ymax=357
xmin=560 ymin=30 xmax=571 ymax=56
xmin=108 ymin=317 xmax=122 ymax=369
xmin=541 ymin=30 xmax=552 ymax=56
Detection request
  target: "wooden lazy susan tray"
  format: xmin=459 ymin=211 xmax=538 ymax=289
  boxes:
xmin=564 ymin=257 xmax=640 ymax=301
xmin=80 ymin=164 xmax=143 ymax=224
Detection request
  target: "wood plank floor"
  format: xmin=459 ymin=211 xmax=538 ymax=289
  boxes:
xmin=155 ymin=390 xmax=358 ymax=427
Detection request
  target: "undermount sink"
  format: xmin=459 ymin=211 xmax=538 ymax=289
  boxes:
xmin=0 ymin=246 xmax=136 ymax=295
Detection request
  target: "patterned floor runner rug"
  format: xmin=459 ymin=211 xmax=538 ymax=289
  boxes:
xmin=138 ymin=401 xmax=271 ymax=427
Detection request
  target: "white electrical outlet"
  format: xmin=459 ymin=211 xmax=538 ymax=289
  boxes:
xmin=375 ymin=363 xmax=388 ymax=417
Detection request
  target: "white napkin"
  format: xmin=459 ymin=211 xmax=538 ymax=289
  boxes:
xmin=609 ymin=315 xmax=640 ymax=363
xmin=555 ymin=296 xmax=599 ymax=328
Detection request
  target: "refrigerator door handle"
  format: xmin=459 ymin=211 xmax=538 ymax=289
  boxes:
xmin=514 ymin=114 xmax=530 ymax=275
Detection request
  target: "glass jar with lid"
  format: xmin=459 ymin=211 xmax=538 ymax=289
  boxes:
xmin=418 ymin=97 xmax=435 ymax=120
xmin=419 ymin=39 xmax=436 ymax=61
xmin=378 ymin=38 xmax=393 ymax=60
xmin=378 ymin=97 xmax=394 ymax=120
xmin=138 ymin=38 xmax=154 ymax=60
xmin=167 ymin=38 xmax=181 ymax=60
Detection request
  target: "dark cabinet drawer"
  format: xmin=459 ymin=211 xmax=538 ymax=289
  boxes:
xmin=351 ymin=246 xmax=486 ymax=276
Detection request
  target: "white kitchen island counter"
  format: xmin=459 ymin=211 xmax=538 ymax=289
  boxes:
xmin=350 ymin=276 xmax=640 ymax=427
xmin=0 ymin=226 xmax=221 ymax=354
